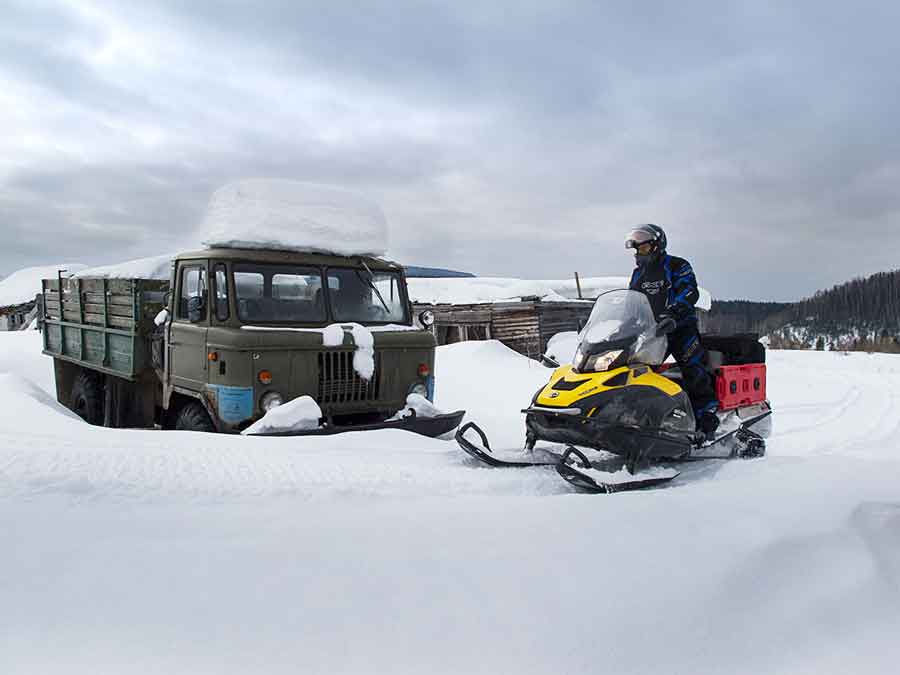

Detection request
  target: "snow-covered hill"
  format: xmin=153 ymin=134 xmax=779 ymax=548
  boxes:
xmin=769 ymin=321 xmax=900 ymax=353
xmin=0 ymin=263 xmax=86 ymax=307
xmin=2 ymin=332 xmax=900 ymax=674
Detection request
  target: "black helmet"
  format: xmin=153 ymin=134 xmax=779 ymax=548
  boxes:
xmin=624 ymin=224 xmax=667 ymax=252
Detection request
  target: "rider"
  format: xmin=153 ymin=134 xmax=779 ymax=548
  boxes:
xmin=625 ymin=224 xmax=719 ymax=437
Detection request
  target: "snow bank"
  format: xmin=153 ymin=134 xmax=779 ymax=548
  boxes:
xmin=8 ymin=332 xmax=900 ymax=674
xmin=0 ymin=264 xmax=87 ymax=307
xmin=199 ymin=180 xmax=389 ymax=257
xmin=75 ymin=253 xmax=173 ymax=280
xmin=408 ymin=276 xmax=712 ymax=310
xmin=241 ymin=396 xmax=322 ymax=435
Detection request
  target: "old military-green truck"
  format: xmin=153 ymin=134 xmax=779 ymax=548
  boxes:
xmin=41 ymin=248 xmax=463 ymax=437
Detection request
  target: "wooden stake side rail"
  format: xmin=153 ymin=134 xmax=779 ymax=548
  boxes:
xmin=40 ymin=276 xmax=168 ymax=380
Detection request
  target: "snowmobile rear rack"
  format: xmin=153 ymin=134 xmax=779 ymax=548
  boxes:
xmin=252 ymin=409 xmax=466 ymax=439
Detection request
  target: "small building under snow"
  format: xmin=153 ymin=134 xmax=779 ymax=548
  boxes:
xmin=0 ymin=301 xmax=35 ymax=331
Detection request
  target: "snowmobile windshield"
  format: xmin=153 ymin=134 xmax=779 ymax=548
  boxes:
xmin=576 ymin=289 xmax=667 ymax=368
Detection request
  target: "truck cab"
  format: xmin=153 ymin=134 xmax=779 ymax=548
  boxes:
xmin=163 ymin=248 xmax=436 ymax=432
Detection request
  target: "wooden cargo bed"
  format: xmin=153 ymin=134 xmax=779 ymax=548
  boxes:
xmin=41 ymin=276 xmax=168 ymax=380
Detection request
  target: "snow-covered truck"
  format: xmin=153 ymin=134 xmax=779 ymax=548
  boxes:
xmin=39 ymin=181 xmax=464 ymax=437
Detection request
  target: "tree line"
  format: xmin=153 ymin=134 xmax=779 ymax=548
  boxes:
xmin=703 ymin=269 xmax=900 ymax=353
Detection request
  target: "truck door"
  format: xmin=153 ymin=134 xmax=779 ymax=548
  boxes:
xmin=169 ymin=261 xmax=209 ymax=391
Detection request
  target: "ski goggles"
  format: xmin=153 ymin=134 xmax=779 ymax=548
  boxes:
xmin=625 ymin=239 xmax=656 ymax=254
xmin=624 ymin=229 xmax=656 ymax=250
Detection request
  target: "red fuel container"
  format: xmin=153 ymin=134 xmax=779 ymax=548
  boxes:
xmin=716 ymin=364 xmax=767 ymax=410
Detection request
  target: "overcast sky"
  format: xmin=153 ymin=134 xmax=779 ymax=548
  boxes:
xmin=1 ymin=1 xmax=898 ymax=300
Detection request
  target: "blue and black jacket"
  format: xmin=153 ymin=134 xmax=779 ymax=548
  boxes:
xmin=628 ymin=254 xmax=700 ymax=327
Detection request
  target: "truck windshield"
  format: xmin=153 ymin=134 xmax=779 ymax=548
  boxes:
xmin=233 ymin=263 xmax=327 ymax=323
xmin=327 ymin=268 xmax=408 ymax=324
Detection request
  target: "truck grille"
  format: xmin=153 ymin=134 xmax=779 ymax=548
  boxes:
xmin=317 ymin=350 xmax=382 ymax=404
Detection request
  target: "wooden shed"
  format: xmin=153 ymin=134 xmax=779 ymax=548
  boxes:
xmin=414 ymin=296 xmax=594 ymax=360
xmin=0 ymin=300 xmax=36 ymax=331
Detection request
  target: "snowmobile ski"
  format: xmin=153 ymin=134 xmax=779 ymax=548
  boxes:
xmin=555 ymin=447 xmax=680 ymax=494
xmin=455 ymin=421 xmax=563 ymax=467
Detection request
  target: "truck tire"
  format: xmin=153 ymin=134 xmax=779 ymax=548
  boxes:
xmin=71 ymin=371 xmax=104 ymax=425
xmin=174 ymin=401 xmax=215 ymax=432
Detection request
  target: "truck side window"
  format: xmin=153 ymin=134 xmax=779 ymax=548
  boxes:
xmin=177 ymin=266 xmax=207 ymax=320
xmin=214 ymin=264 xmax=229 ymax=321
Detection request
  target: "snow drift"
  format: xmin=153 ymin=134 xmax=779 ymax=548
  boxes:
xmin=5 ymin=333 xmax=900 ymax=674
xmin=242 ymin=395 xmax=322 ymax=435
xmin=0 ymin=263 xmax=87 ymax=306
xmin=199 ymin=179 xmax=389 ymax=257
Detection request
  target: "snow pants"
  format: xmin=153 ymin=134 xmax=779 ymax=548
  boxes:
xmin=667 ymin=323 xmax=718 ymax=418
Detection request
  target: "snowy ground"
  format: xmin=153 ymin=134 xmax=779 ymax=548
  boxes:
xmin=2 ymin=332 xmax=900 ymax=674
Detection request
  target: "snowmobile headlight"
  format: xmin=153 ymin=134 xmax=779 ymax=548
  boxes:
xmin=573 ymin=347 xmax=585 ymax=371
xmin=260 ymin=391 xmax=284 ymax=412
xmin=582 ymin=349 xmax=623 ymax=373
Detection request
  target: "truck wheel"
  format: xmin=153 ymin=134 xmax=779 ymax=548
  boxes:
xmin=71 ymin=371 xmax=104 ymax=425
xmin=174 ymin=401 xmax=215 ymax=432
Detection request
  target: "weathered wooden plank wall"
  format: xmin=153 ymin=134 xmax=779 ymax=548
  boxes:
xmin=414 ymin=300 xmax=594 ymax=359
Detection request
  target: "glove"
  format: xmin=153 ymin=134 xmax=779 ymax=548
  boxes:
xmin=655 ymin=314 xmax=677 ymax=336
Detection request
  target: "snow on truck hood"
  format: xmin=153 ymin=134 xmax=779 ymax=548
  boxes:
xmin=197 ymin=179 xmax=389 ymax=257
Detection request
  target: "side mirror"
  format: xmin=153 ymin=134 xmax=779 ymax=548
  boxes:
xmin=540 ymin=354 xmax=560 ymax=368
xmin=187 ymin=295 xmax=205 ymax=323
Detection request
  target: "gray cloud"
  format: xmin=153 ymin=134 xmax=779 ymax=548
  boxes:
xmin=1 ymin=0 xmax=899 ymax=300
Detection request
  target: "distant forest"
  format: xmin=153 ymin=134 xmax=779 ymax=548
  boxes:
xmin=704 ymin=300 xmax=793 ymax=335
xmin=704 ymin=269 xmax=900 ymax=353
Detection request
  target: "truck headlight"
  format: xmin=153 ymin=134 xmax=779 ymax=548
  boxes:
xmin=260 ymin=391 xmax=284 ymax=412
xmin=418 ymin=310 xmax=435 ymax=327
xmin=409 ymin=382 xmax=428 ymax=397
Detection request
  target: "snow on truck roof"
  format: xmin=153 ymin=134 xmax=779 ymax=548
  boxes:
xmin=197 ymin=179 xmax=389 ymax=258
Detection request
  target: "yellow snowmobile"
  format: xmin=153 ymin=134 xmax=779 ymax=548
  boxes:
xmin=456 ymin=289 xmax=771 ymax=493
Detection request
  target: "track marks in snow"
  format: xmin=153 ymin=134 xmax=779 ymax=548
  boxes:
xmin=768 ymin=351 xmax=900 ymax=460
xmin=0 ymin=424 xmax=568 ymax=502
